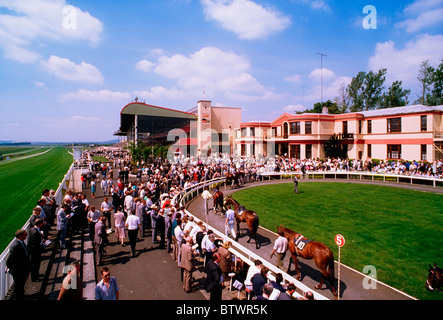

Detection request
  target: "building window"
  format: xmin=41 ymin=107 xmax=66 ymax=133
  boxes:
xmin=241 ymin=128 xmax=247 ymax=137
xmin=421 ymin=115 xmax=427 ymax=132
xmin=290 ymin=122 xmax=301 ymax=134
xmin=342 ymin=121 xmax=348 ymax=134
xmin=290 ymin=145 xmax=300 ymax=159
xmin=305 ymin=121 xmax=312 ymax=134
xmin=272 ymin=127 xmax=277 ymax=137
xmin=241 ymin=144 xmax=246 ymax=155
xmin=387 ymin=118 xmax=401 ymax=133
xmin=421 ymin=144 xmax=427 ymax=161
xmin=250 ymin=127 xmax=255 ymax=137
xmin=367 ymin=120 xmax=372 ymax=134
xmin=367 ymin=144 xmax=372 ymax=158
xmin=305 ymin=144 xmax=312 ymax=159
xmin=387 ymin=144 xmax=401 ymax=159
xmin=358 ymin=120 xmax=362 ymax=134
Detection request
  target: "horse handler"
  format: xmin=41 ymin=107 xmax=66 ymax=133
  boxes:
xmin=270 ymin=229 xmax=288 ymax=270
xmin=293 ymin=176 xmax=300 ymax=195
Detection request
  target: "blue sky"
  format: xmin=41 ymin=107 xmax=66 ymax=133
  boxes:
xmin=0 ymin=0 xmax=442 ymax=142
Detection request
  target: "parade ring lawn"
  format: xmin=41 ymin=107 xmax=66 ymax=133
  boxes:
xmin=0 ymin=147 xmax=73 ymax=251
xmin=231 ymin=182 xmax=443 ymax=300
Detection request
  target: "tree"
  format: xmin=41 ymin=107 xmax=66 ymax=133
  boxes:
xmin=381 ymin=80 xmax=411 ymax=109
xmin=362 ymin=68 xmax=387 ymax=110
xmin=416 ymin=60 xmax=433 ymax=105
xmin=303 ymin=100 xmax=342 ymax=114
xmin=334 ymin=83 xmax=351 ymax=113
xmin=426 ymin=60 xmax=443 ymax=106
xmin=348 ymin=71 xmax=366 ymax=112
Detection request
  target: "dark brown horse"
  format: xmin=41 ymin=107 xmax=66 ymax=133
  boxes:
xmin=426 ymin=263 xmax=443 ymax=292
xmin=277 ymin=225 xmax=337 ymax=298
xmin=212 ymin=188 xmax=224 ymax=216
xmin=225 ymin=172 xmax=241 ymax=188
xmin=223 ymin=196 xmax=259 ymax=249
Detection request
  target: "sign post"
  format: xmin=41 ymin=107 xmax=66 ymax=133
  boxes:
xmin=334 ymin=234 xmax=345 ymax=300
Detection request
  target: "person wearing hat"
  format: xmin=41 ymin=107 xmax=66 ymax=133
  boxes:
xmin=217 ymin=241 xmax=233 ymax=284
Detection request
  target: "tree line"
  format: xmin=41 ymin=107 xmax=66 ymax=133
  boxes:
xmin=302 ymin=59 xmax=443 ymax=114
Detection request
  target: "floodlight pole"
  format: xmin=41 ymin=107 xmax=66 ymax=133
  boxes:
xmin=317 ymin=52 xmax=327 ymax=104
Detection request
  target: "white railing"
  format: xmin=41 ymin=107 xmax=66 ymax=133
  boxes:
xmin=259 ymin=171 xmax=443 ymax=188
xmin=0 ymin=162 xmax=75 ymax=300
xmin=178 ymin=177 xmax=329 ymax=300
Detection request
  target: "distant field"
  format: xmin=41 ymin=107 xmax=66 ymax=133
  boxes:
xmin=231 ymin=182 xmax=443 ymax=300
xmin=0 ymin=147 xmax=73 ymax=251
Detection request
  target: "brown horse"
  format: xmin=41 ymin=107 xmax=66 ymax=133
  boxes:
xmin=277 ymin=225 xmax=337 ymax=298
xmin=426 ymin=263 xmax=443 ymax=292
xmin=225 ymin=172 xmax=241 ymax=188
xmin=212 ymin=188 xmax=224 ymax=216
xmin=223 ymin=196 xmax=259 ymax=249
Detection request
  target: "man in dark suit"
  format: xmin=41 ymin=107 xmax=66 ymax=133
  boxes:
xmin=27 ymin=219 xmax=44 ymax=282
xmin=278 ymin=283 xmax=296 ymax=300
xmin=95 ymin=215 xmax=108 ymax=266
xmin=6 ymin=229 xmax=30 ymax=300
xmin=204 ymin=252 xmax=223 ymax=300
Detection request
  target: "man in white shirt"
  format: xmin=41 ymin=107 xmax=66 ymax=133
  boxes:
xmin=123 ymin=191 xmax=134 ymax=217
xmin=201 ymin=187 xmax=212 ymax=222
xmin=125 ymin=211 xmax=141 ymax=257
xmin=101 ymin=197 xmax=114 ymax=230
xmin=244 ymin=259 xmax=262 ymax=291
xmin=270 ymin=230 xmax=288 ymax=270
xmin=225 ymin=208 xmax=236 ymax=239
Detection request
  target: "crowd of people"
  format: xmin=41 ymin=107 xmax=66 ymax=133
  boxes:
xmin=8 ymin=145 xmax=440 ymax=301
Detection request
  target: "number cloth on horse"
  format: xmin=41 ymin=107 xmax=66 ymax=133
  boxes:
xmin=294 ymin=235 xmax=311 ymax=253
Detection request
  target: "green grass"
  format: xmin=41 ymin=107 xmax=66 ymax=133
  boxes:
xmin=231 ymin=182 xmax=443 ymax=300
xmin=0 ymin=147 xmax=73 ymax=251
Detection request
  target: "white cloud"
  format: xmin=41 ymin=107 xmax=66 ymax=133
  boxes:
xmin=58 ymin=89 xmax=131 ymax=102
xmin=368 ymin=34 xmax=443 ymax=91
xmin=139 ymin=46 xmax=272 ymax=101
xmin=200 ymin=0 xmax=291 ymax=40
xmin=396 ymin=0 xmax=443 ymax=33
xmin=135 ymin=59 xmax=155 ymax=73
xmin=42 ymin=55 xmax=104 ymax=84
xmin=34 ymin=81 xmax=47 ymax=89
xmin=283 ymin=104 xmax=307 ymax=113
xmin=285 ymin=74 xmax=302 ymax=84
xmin=308 ymin=68 xmax=336 ymax=81
xmin=0 ymin=0 xmax=103 ymax=62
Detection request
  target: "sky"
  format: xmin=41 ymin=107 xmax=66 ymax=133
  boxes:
xmin=0 ymin=0 xmax=442 ymax=143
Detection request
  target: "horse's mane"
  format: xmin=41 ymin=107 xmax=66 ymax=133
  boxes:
xmin=279 ymin=226 xmax=299 ymax=238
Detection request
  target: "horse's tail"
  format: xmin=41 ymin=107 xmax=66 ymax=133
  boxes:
xmin=251 ymin=213 xmax=259 ymax=236
xmin=328 ymin=251 xmax=335 ymax=284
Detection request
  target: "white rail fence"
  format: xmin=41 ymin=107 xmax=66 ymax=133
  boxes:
xmin=178 ymin=178 xmax=330 ymax=300
xmin=0 ymin=162 xmax=75 ymax=300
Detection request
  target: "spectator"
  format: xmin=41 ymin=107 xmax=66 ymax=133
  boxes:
xmin=251 ymin=266 xmax=269 ymax=297
xmin=95 ymin=216 xmax=108 ymax=266
xmin=278 ymin=283 xmax=296 ymax=300
xmin=27 ymin=219 xmax=44 ymax=282
xmin=125 ymin=209 xmax=141 ymax=257
xmin=114 ymin=206 xmax=126 ymax=247
xmin=87 ymin=205 xmax=101 ymax=242
xmin=95 ymin=267 xmax=119 ymax=300
xmin=101 ymin=197 xmax=114 ymax=230
xmin=180 ymin=236 xmax=197 ymax=293
xmin=57 ymin=204 xmax=72 ymax=249
xmin=204 ymin=252 xmax=223 ymax=300
xmin=57 ymin=260 xmax=83 ymax=300
xmin=6 ymin=230 xmax=30 ymax=300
